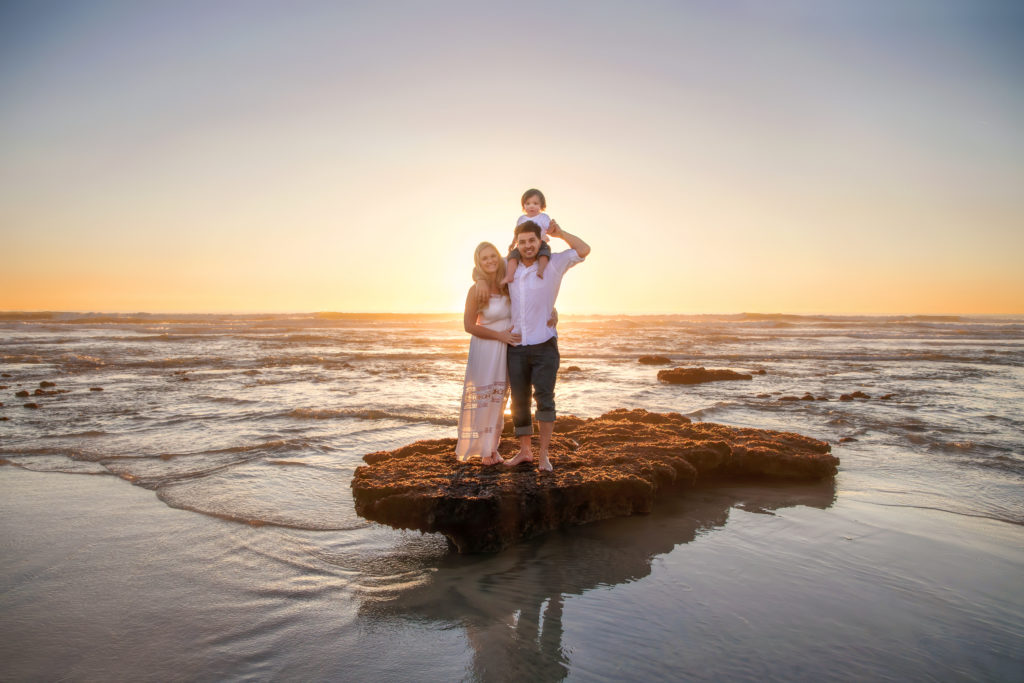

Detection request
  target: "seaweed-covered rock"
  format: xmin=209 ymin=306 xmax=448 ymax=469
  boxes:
xmin=352 ymin=408 xmax=837 ymax=553
xmin=657 ymin=367 xmax=753 ymax=384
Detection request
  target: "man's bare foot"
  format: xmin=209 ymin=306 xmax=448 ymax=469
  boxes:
xmin=503 ymin=449 xmax=534 ymax=466
xmin=537 ymin=452 xmax=553 ymax=471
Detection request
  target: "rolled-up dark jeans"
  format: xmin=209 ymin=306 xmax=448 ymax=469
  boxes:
xmin=506 ymin=337 xmax=560 ymax=436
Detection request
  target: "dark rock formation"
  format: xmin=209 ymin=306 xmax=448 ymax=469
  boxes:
xmin=638 ymin=355 xmax=672 ymax=365
xmin=352 ymin=409 xmax=837 ymax=553
xmin=779 ymin=396 xmax=800 ymax=402
xmin=560 ymin=366 xmax=583 ymax=373
xmin=756 ymin=393 xmax=772 ymax=399
xmin=800 ymin=393 xmax=815 ymax=401
xmin=839 ymin=437 xmax=858 ymax=443
xmin=880 ymin=393 xmax=894 ymax=400
xmin=0 ymin=385 xmax=7 ymax=390
xmin=657 ymin=367 xmax=753 ymax=385
xmin=754 ymin=369 xmax=767 ymax=375
xmin=90 ymin=387 xmax=104 ymax=391
xmin=1 ymin=373 xmax=11 ymax=378
xmin=23 ymin=403 xmax=39 ymax=409
xmin=39 ymin=381 xmax=56 ymax=388
xmin=34 ymin=388 xmax=70 ymax=396
xmin=15 ymin=391 xmax=29 ymax=398
xmin=840 ymin=391 xmax=871 ymax=401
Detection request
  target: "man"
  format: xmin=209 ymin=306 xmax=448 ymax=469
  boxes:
xmin=503 ymin=218 xmax=591 ymax=471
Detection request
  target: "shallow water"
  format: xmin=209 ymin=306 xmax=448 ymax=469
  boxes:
xmin=1 ymin=312 xmax=1023 ymax=680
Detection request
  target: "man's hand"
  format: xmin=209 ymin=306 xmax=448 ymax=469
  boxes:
xmin=547 ymin=219 xmax=563 ymax=240
xmin=474 ymin=279 xmax=490 ymax=307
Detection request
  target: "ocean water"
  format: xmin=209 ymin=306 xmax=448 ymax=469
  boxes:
xmin=1 ymin=312 xmax=1023 ymax=680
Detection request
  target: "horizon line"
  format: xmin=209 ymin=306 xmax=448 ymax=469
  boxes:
xmin=2 ymin=309 xmax=1023 ymax=318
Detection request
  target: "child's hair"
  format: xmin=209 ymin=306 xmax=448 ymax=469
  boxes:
xmin=514 ymin=221 xmax=542 ymax=240
xmin=521 ymin=188 xmax=546 ymax=210
xmin=471 ymin=242 xmax=508 ymax=297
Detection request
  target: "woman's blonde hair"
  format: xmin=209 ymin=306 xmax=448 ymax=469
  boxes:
xmin=471 ymin=242 xmax=508 ymax=302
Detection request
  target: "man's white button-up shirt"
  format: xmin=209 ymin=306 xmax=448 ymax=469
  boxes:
xmin=509 ymin=249 xmax=585 ymax=346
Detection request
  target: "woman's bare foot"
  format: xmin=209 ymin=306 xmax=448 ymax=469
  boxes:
xmin=537 ymin=452 xmax=553 ymax=471
xmin=503 ymin=449 xmax=533 ymax=466
xmin=481 ymin=452 xmax=502 ymax=466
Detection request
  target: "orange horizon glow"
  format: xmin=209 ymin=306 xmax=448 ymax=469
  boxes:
xmin=3 ymin=4 xmax=1022 ymax=317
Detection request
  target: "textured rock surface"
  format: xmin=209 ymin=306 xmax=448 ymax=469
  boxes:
xmin=657 ymin=367 xmax=753 ymax=384
xmin=351 ymin=409 xmax=838 ymax=553
xmin=638 ymin=355 xmax=673 ymax=365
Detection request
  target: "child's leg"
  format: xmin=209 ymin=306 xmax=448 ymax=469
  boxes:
xmin=502 ymin=247 xmax=522 ymax=284
xmin=535 ymin=242 xmax=552 ymax=279
xmin=536 ymin=254 xmax=551 ymax=278
xmin=502 ymin=258 xmax=520 ymax=284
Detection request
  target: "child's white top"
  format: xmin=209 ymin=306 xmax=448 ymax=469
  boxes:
xmin=516 ymin=212 xmax=550 ymax=241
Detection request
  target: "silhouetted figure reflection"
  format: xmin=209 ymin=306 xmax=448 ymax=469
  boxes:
xmin=359 ymin=480 xmax=836 ymax=682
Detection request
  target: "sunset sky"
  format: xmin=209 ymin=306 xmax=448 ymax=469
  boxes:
xmin=2 ymin=1 xmax=1022 ymax=314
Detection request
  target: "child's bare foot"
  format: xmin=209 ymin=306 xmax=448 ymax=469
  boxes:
xmin=501 ymin=273 xmax=515 ymax=284
xmin=537 ymin=451 xmax=553 ymax=471
xmin=503 ymin=448 xmax=533 ymax=466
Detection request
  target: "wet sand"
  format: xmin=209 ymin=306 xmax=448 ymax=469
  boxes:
xmin=2 ymin=466 xmax=1021 ymax=681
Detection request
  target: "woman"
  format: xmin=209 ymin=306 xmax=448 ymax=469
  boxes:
xmin=456 ymin=242 xmax=520 ymax=465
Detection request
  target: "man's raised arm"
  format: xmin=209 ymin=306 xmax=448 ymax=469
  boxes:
xmin=547 ymin=219 xmax=591 ymax=258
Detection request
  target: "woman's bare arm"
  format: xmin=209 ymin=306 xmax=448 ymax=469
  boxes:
xmin=464 ymin=288 xmax=521 ymax=344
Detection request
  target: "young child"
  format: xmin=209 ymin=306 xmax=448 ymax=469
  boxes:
xmin=503 ymin=188 xmax=552 ymax=283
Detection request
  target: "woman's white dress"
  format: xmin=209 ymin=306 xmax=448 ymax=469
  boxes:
xmin=456 ymin=295 xmax=511 ymax=462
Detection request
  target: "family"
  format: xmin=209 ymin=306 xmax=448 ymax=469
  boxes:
xmin=455 ymin=189 xmax=591 ymax=471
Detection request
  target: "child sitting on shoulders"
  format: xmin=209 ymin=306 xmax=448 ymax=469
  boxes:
xmin=503 ymin=188 xmax=552 ymax=283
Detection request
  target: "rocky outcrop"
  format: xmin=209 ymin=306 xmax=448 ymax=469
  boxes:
xmin=351 ymin=409 xmax=837 ymax=553
xmin=657 ymin=367 xmax=753 ymax=384
xmin=638 ymin=355 xmax=672 ymax=365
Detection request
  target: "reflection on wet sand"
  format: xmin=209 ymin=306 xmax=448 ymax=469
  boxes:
xmin=359 ymin=481 xmax=837 ymax=681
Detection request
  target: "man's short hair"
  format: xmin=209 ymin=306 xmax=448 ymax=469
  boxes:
xmin=514 ymin=221 xmax=542 ymax=240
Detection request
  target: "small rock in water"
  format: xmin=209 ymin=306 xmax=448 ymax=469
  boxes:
xmin=39 ymin=381 xmax=56 ymax=388
xmin=638 ymin=356 xmax=672 ymax=365
xmin=839 ymin=394 xmax=853 ymax=401
xmin=0 ymin=373 xmax=12 ymax=378
xmin=0 ymin=416 xmax=8 ymax=421
xmin=0 ymin=385 xmax=7 ymax=390
xmin=658 ymin=367 xmax=753 ymax=384
xmin=15 ymin=390 xmax=29 ymax=398
xmin=816 ymin=396 xmax=830 ymax=401
xmin=756 ymin=393 xmax=772 ymax=399
xmin=562 ymin=366 xmax=583 ymax=373
xmin=800 ymin=393 xmax=815 ymax=401
xmin=839 ymin=437 xmax=858 ymax=443
xmin=23 ymin=403 xmax=39 ymax=409
xmin=754 ymin=369 xmax=767 ymax=375
xmin=90 ymin=387 xmax=104 ymax=391
xmin=849 ymin=391 xmax=870 ymax=399
xmin=880 ymin=393 xmax=894 ymax=400
xmin=779 ymin=396 xmax=800 ymax=402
